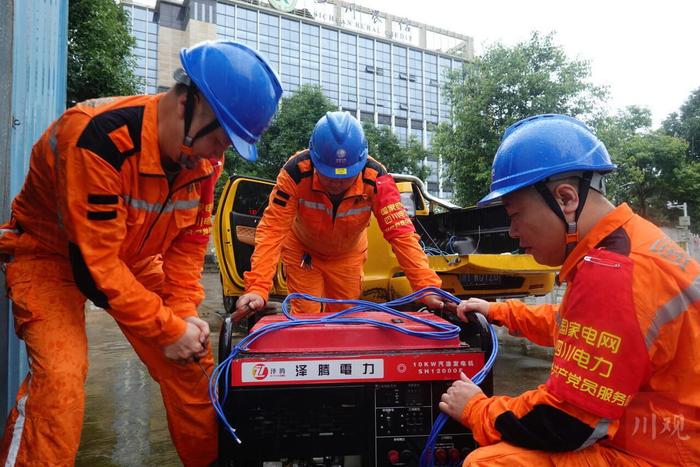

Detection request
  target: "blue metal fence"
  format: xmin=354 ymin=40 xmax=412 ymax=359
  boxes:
xmin=0 ymin=0 xmax=68 ymax=429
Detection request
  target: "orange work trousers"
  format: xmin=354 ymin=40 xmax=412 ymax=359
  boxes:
xmin=464 ymin=441 xmax=653 ymax=467
xmin=0 ymin=257 xmax=217 ymax=467
xmin=281 ymin=235 xmax=367 ymax=314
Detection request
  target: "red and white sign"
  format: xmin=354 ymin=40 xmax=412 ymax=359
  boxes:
xmin=232 ymin=352 xmax=484 ymax=386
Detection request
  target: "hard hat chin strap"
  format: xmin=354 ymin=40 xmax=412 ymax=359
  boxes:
xmin=179 ymin=85 xmax=220 ymax=162
xmin=534 ymin=172 xmax=593 ymax=258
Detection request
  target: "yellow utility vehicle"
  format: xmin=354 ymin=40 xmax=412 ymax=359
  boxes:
xmin=214 ymin=173 xmax=556 ymax=315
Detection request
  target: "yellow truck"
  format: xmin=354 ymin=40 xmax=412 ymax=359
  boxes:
xmin=214 ymin=173 xmax=556 ymax=315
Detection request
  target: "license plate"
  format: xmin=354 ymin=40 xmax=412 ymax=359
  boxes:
xmin=459 ymin=273 xmax=502 ymax=287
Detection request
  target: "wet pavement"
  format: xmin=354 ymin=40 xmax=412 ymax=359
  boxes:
xmin=76 ymin=272 xmax=552 ymax=466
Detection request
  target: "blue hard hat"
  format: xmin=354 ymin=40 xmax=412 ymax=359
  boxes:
xmin=180 ymin=40 xmax=283 ymax=161
xmin=478 ymin=114 xmax=616 ymax=207
xmin=309 ymin=111 xmax=368 ymax=179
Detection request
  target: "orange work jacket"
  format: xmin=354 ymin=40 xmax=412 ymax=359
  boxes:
xmin=462 ymin=204 xmax=699 ymax=465
xmin=244 ymin=150 xmax=441 ymax=301
xmin=2 ymin=94 xmax=221 ymax=345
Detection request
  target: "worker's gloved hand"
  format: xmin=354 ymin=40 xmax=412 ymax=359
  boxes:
xmin=184 ymin=316 xmax=210 ymax=358
xmin=163 ymin=321 xmax=206 ymax=364
xmin=445 ymin=297 xmax=490 ymax=322
xmin=420 ymin=293 xmax=445 ymax=311
xmin=232 ymin=292 xmax=265 ymax=323
xmin=438 ymin=371 xmax=484 ymax=422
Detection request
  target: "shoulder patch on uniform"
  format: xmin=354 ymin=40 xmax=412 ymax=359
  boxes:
xmin=77 ymin=106 xmax=145 ymax=171
xmin=364 ymin=158 xmax=387 ymax=177
xmin=362 ymin=177 xmax=377 ymax=188
xmin=87 ymin=194 xmax=119 ymax=205
xmin=283 ymin=150 xmax=312 ymax=184
xmin=596 ymin=227 xmax=631 ymax=256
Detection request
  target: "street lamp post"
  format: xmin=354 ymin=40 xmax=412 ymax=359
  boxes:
xmin=667 ymin=202 xmax=691 ymax=253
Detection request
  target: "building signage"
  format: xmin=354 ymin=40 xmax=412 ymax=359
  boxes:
xmin=269 ymin=0 xmax=298 ymax=12
xmin=290 ymin=0 xmax=418 ymax=46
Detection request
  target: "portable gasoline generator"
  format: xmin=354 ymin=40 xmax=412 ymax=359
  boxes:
xmin=216 ymin=310 xmax=494 ymax=467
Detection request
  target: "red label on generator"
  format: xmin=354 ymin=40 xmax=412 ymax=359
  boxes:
xmin=232 ymin=351 xmax=484 ymax=386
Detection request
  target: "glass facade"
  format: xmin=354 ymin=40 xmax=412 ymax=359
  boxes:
xmin=280 ymin=17 xmax=300 ymax=93
xmin=124 ymin=2 xmax=467 ymax=197
xmin=357 ymin=37 xmax=374 ymax=113
xmin=301 ymin=23 xmax=320 ymax=86
xmin=320 ymin=28 xmax=338 ymax=103
xmin=124 ymin=4 xmax=158 ymax=94
xmin=393 ymin=46 xmax=408 ymax=119
xmin=235 ymin=6 xmax=257 ymax=49
xmin=216 ymin=3 xmax=235 ymax=40
xmin=339 ymin=32 xmax=357 ymax=113
xmin=259 ymin=12 xmax=280 ymax=72
xmin=375 ymin=41 xmax=391 ymax=116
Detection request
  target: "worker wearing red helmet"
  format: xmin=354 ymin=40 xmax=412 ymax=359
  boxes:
xmin=0 ymin=40 xmax=282 ymax=466
xmin=440 ymin=114 xmax=700 ymax=466
xmin=235 ymin=111 xmax=443 ymax=319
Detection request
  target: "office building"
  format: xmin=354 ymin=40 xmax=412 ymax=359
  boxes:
xmin=123 ymin=0 xmax=473 ymax=198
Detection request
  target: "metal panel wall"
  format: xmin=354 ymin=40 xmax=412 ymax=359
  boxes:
xmin=0 ymin=0 xmax=68 ymax=430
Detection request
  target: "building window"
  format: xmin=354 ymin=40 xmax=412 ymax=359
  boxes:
xmin=392 ymin=45 xmax=407 ymax=118
xmin=340 ymin=32 xmax=357 ymax=110
xmin=257 ymin=13 xmax=280 ymax=72
xmin=411 ymin=126 xmax=422 ymax=145
xmin=358 ymin=37 xmax=374 ymax=113
xmin=126 ymin=4 xmax=159 ymax=94
xmin=281 ymin=17 xmax=300 ymax=93
xmin=236 ymin=7 xmax=257 ymax=49
xmin=409 ymin=49 xmax=423 ymax=121
xmin=376 ymin=41 xmax=391 ymax=113
xmin=321 ymin=27 xmax=339 ymax=103
xmin=424 ymin=53 xmax=438 ymax=123
xmin=438 ymin=56 xmax=452 ymax=122
xmin=216 ymin=2 xmax=235 ymax=40
xmin=301 ymin=22 xmax=320 ymax=85
xmin=395 ymin=125 xmax=408 ymax=146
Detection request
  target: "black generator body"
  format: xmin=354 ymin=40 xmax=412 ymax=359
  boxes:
xmin=217 ymin=311 xmax=494 ymax=467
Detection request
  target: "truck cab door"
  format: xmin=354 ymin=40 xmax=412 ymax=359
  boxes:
xmin=214 ymin=175 xmax=279 ymax=313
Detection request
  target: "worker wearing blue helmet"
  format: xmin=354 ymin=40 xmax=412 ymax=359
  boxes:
xmin=178 ymin=40 xmax=283 ymax=164
xmin=235 ymin=111 xmax=443 ymax=319
xmin=440 ymin=115 xmax=700 ymax=466
xmin=0 ymin=40 xmax=281 ymax=466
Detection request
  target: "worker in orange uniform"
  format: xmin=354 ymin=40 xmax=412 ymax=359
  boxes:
xmin=234 ymin=111 xmax=443 ymax=320
xmin=440 ymin=114 xmax=700 ymax=466
xmin=0 ymin=40 xmax=282 ymax=466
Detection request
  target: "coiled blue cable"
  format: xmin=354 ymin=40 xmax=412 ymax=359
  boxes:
xmin=208 ymin=286 xmax=498 ymax=462
xmin=419 ymin=314 xmax=499 ymax=467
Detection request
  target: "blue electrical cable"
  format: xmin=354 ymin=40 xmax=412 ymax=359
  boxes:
xmin=208 ymin=286 xmax=498 ymax=464
xmin=418 ymin=314 xmax=499 ymax=467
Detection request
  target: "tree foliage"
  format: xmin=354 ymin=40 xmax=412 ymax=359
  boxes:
xmin=433 ymin=32 xmax=608 ymax=206
xmin=363 ymin=124 xmax=430 ymax=180
xmin=67 ymin=0 xmax=142 ymax=106
xmin=596 ymin=106 xmax=697 ymax=226
xmin=662 ymin=86 xmax=700 ymax=160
